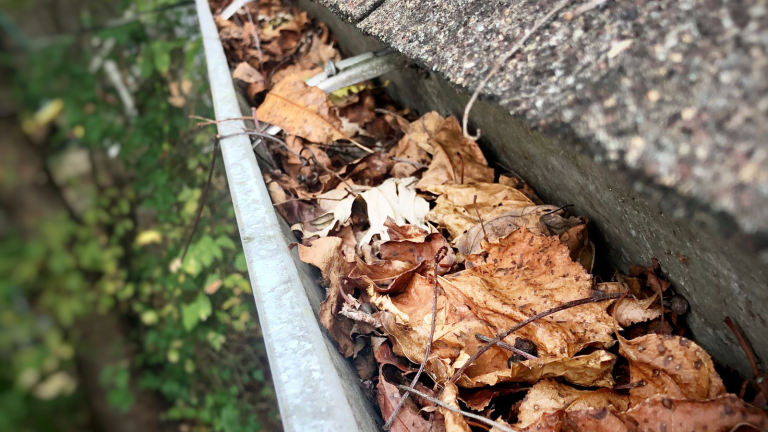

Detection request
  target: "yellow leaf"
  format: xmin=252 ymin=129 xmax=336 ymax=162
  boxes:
xmin=136 ymin=230 xmax=162 ymax=245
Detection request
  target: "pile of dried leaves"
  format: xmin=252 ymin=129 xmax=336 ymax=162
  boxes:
xmin=211 ymin=1 xmax=768 ymax=431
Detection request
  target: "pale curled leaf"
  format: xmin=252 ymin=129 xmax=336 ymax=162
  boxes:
xmin=359 ymin=177 xmax=429 ymax=246
xmin=390 ymin=111 xmax=443 ymax=178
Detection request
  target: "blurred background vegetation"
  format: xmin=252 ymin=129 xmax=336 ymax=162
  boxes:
xmin=0 ymin=0 xmax=280 ymax=431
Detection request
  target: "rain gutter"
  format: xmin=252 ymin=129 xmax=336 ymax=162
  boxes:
xmin=194 ymin=0 xmax=380 ymax=430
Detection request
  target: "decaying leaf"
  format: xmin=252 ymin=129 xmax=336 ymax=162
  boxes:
xmin=416 ymin=116 xmax=494 ymax=188
xmin=291 ymin=187 xmax=357 ymax=238
xmin=378 ymin=370 xmax=432 ymax=432
xmin=517 ymin=380 xmax=628 ymax=428
xmin=380 ymin=232 xmax=456 ymax=275
xmin=296 ymin=236 xmax=342 ymax=280
xmin=618 ymin=331 xmax=726 ymax=406
xmin=440 ymin=382 xmax=472 ymax=432
xmin=521 ymin=394 xmax=768 ymax=432
xmin=390 ymin=111 xmax=443 ymax=178
xmin=256 ymin=74 xmax=348 ymax=144
xmin=461 ymin=385 xmax=524 ymax=411
xmin=359 ymin=177 xmax=430 ymax=246
xmin=453 ymin=228 xmax=615 ymax=359
xmin=301 ymin=239 xmax=355 ymax=357
xmin=232 ymin=61 xmax=265 ymax=85
xmin=424 ymin=183 xmax=534 ymax=242
xmin=457 ymin=350 xmax=617 ymax=389
xmin=596 ymin=282 xmax=661 ymax=326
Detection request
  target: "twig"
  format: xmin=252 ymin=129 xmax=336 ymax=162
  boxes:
xmin=614 ymin=381 xmax=646 ymax=390
xmin=244 ymin=3 xmax=263 ymax=69
xmin=190 ymin=114 xmax=252 ymax=126
xmin=392 ymin=157 xmax=429 ymax=169
xmin=462 ymin=0 xmax=572 ymax=139
xmin=474 ymin=334 xmax=537 ymax=360
xmin=181 ymin=137 xmax=220 ymax=263
xmin=450 ymin=292 xmax=624 ymax=383
xmin=724 ymin=317 xmax=761 ymax=379
xmin=571 ymin=0 xmax=608 ymax=17
xmin=457 ymin=152 xmax=465 ymax=184
xmin=473 ymin=195 xmax=487 ymax=240
xmin=216 ymin=131 xmax=306 ymax=161
xmin=394 ymin=385 xmax=519 ymax=432
xmin=647 ymin=274 xmax=665 ymax=333
xmin=384 ymin=247 xmax=448 ymax=430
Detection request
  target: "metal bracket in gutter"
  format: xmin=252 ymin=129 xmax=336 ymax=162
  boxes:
xmin=195 ymin=1 xmax=380 ymax=430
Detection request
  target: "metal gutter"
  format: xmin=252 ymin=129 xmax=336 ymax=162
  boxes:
xmin=194 ymin=1 xmax=380 ymax=430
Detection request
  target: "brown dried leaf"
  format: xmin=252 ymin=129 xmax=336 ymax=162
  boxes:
xmin=232 ymin=62 xmax=265 ymax=84
xmin=377 ymin=371 xmax=432 ymax=432
xmin=621 ymin=394 xmax=768 ymax=432
xmin=255 ymin=74 xmax=348 ymax=144
xmin=318 ymin=245 xmax=356 ymax=357
xmin=296 ymin=236 xmax=342 ymax=280
xmin=456 ymin=205 xmax=560 ymax=255
xmin=618 ymin=332 xmax=726 ymax=406
xmin=416 ymin=116 xmax=494 ymax=188
xmin=517 ymin=380 xmax=628 ymax=428
xmin=386 ymin=217 xmax=430 ymax=241
xmin=440 ymin=382 xmax=472 ymax=432
xmin=424 ymin=183 xmax=534 ymax=242
xmin=452 ymin=228 xmax=615 ymax=359
xmin=522 ymin=395 xmax=768 ymax=432
xmin=595 ymin=281 xmax=661 ymax=326
xmin=390 ymin=111 xmax=443 ymax=178
xmin=458 ymin=350 xmax=617 ymax=389
xmin=380 ymin=232 xmax=456 ymax=275
xmin=374 ymin=342 xmax=417 ymax=373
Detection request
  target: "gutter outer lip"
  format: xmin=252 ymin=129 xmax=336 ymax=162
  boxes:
xmin=194 ymin=1 xmax=379 ymax=431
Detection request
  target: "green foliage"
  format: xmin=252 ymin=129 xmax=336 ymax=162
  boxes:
xmin=0 ymin=2 xmax=279 ymax=431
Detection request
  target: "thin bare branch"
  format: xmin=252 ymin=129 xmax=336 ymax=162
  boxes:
xmin=395 ymin=385 xmax=519 ymax=432
xmin=384 ymin=247 xmax=448 ymax=430
xmin=474 ymin=334 xmax=537 ymax=360
xmin=244 ymin=3 xmax=263 ymax=68
xmin=181 ymin=137 xmax=219 ymax=263
xmin=450 ymin=291 xmax=624 ymax=383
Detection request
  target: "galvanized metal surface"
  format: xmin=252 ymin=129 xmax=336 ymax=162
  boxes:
xmin=195 ymin=1 xmax=379 ymax=430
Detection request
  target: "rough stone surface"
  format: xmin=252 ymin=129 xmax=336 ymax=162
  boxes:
xmin=316 ymin=0 xmax=768 ymax=253
xmin=296 ymin=0 xmax=768 ymax=377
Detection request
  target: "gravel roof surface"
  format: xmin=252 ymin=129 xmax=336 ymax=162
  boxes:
xmin=317 ymin=0 xmax=768 ymax=241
